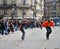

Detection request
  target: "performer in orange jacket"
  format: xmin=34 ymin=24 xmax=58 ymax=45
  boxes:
xmin=42 ymin=19 xmax=54 ymax=39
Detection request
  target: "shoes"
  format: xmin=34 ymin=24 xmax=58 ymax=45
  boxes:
xmin=5 ymin=33 xmax=8 ymax=35
xmin=47 ymin=37 xmax=49 ymax=40
xmin=22 ymin=37 xmax=24 ymax=40
xmin=21 ymin=36 xmax=24 ymax=40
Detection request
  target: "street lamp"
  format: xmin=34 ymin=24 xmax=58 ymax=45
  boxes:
xmin=22 ymin=9 xmax=26 ymax=18
xmin=3 ymin=0 xmax=7 ymax=17
xmin=11 ymin=0 xmax=16 ymax=19
xmin=52 ymin=1 xmax=56 ymax=17
xmin=33 ymin=0 xmax=37 ymax=20
xmin=22 ymin=0 xmax=26 ymax=19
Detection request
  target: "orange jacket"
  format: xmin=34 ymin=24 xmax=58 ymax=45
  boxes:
xmin=42 ymin=20 xmax=54 ymax=27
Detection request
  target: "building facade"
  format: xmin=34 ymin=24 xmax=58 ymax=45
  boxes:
xmin=0 ymin=0 xmax=44 ymax=20
xmin=44 ymin=0 xmax=60 ymax=19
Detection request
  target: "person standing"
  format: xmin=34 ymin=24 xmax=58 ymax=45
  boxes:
xmin=0 ymin=19 xmax=5 ymax=35
xmin=9 ymin=21 xmax=14 ymax=33
xmin=42 ymin=19 xmax=54 ymax=40
xmin=3 ymin=18 xmax=9 ymax=35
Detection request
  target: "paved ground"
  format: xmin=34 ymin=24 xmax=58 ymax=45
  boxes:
xmin=0 ymin=27 xmax=60 ymax=49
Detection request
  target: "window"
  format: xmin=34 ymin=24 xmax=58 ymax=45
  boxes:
xmin=52 ymin=12 xmax=56 ymax=16
xmin=34 ymin=0 xmax=35 ymax=4
xmin=40 ymin=0 xmax=42 ymax=2
xmin=3 ymin=0 xmax=7 ymax=3
xmin=3 ymin=9 xmax=7 ymax=15
xmin=21 ymin=0 xmax=26 ymax=4
xmin=12 ymin=0 xmax=16 ymax=4
xmin=22 ymin=10 xmax=26 ymax=15
xmin=52 ymin=0 xmax=56 ymax=2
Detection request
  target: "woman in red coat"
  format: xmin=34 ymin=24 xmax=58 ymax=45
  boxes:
xmin=42 ymin=19 xmax=54 ymax=40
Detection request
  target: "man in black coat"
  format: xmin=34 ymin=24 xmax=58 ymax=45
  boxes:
xmin=0 ymin=19 xmax=5 ymax=35
xmin=18 ymin=22 xmax=25 ymax=40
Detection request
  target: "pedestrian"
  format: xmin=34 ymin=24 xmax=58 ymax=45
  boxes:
xmin=18 ymin=21 xmax=25 ymax=40
xmin=0 ymin=19 xmax=5 ymax=35
xmin=9 ymin=21 xmax=14 ymax=33
xmin=3 ymin=18 xmax=9 ymax=35
xmin=41 ymin=19 xmax=54 ymax=40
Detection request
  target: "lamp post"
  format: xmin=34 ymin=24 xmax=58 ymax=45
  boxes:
xmin=22 ymin=9 xmax=26 ymax=19
xmin=3 ymin=0 xmax=7 ymax=17
xmin=33 ymin=0 xmax=36 ymax=20
xmin=52 ymin=1 xmax=56 ymax=17
xmin=45 ymin=7 xmax=50 ymax=19
xmin=11 ymin=0 xmax=16 ymax=19
xmin=22 ymin=0 xmax=26 ymax=19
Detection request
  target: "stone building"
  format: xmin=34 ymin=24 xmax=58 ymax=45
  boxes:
xmin=0 ymin=0 xmax=44 ymax=20
xmin=44 ymin=0 xmax=60 ymax=19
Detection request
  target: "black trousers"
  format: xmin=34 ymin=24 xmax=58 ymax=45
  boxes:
xmin=46 ymin=26 xmax=52 ymax=39
xmin=0 ymin=29 xmax=4 ymax=35
xmin=20 ymin=29 xmax=25 ymax=39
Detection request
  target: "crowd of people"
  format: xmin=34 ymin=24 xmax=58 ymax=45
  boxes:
xmin=0 ymin=17 xmax=55 ymax=40
xmin=0 ymin=18 xmax=41 ymax=40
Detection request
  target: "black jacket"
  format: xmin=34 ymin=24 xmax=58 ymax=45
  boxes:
xmin=0 ymin=21 xmax=5 ymax=30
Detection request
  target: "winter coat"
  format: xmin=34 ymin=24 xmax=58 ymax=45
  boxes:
xmin=42 ymin=20 xmax=54 ymax=27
